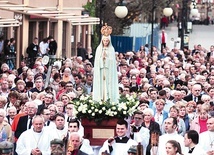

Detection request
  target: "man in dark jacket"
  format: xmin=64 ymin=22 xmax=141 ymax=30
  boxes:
xmin=26 ymin=37 xmax=39 ymax=68
xmin=77 ymin=42 xmax=86 ymax=61
xmin=48 ymin=36 xmax=57 ymax=55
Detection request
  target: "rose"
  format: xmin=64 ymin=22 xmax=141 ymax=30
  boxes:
xmin=99 ymin=110 xmax=102 ymax=114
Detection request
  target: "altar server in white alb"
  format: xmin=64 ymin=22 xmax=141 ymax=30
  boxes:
xmin=50 ymin=113 xmax=68 ymax=141
xmin=157 ymin=117 xmax=185 ymax=155
xmin=99 ymin=119 xmax=137 ymax=155
xmin=16 ymin=115 xmax=53 ymax=155
xmin=130 ymin=110 xmax=150 ymax=155
xmin=199 ymin=117 xmax=214 ymax=155
xmin=184 ymin=130 xmax=206 ymax=155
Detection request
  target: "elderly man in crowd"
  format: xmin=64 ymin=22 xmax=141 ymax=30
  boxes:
xmin=16 ymin=115 xmax=53 ymax=155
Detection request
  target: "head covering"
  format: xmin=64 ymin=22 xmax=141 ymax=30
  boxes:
xmin=127 ymin=147 xmax=137 ymax=154
xmin=50 ymin=139 xmax=64 ymax=147
xmin=0 ymin=141 xmax=13 ymax=153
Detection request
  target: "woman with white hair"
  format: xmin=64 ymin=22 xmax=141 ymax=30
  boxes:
xmin=201 ymin=94 xmax=211 ymax=106
xmin=62 ymin=67 xmax=74 ymax=84
xmin=0 ymin=63 xmax=10 ymax=74
xmin=142 ymin=108 xmax=161 ymax=155
xmin=0 ymin=96 xmax=7 ymax=109
xmin=0 ymin=109 xmax=12 ymax=142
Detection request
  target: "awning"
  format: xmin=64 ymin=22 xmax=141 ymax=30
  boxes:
xmin=0 ymin=18 xmax=20 ymax=27
xmin=0 ymin=1 xmax=100 ymax=26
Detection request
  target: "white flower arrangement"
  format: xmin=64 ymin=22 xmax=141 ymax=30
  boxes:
xmin=72 ymin=94 xmax=139 ymax=123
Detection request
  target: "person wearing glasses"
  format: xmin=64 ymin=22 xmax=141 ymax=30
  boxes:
xmin=37 ymin=92 xmax=54 ymax=115
xmin=65 ymin=82 xmax=77 ymax=95
xmin=130 ymin=111 xmax=149 ymax=155
xmin=41 ymin=107 xmax=55 ymax=128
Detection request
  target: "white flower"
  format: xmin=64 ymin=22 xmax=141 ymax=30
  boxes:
xmin=80 ymin=95 xmax=85 ymax=101
xmin=102 ymin=107 xmax=106 ymax=110
xmin=95 ymin=109 xmax=98 ymax=112
xmin=92 ymin=113 xmax=95 ymax=116
xmin=88 ymin=110 xmax=92 ymax=113
xmin=112 ymin=107 xmax=116 ymax=110
xmin=91 ymin=107 xmax=95 ymax=109
xmin=114 ymin=112 xmax=117 ymax=115
xmin=76 ymin=101 xmax=80 ymax=106
xmin=99 ymin=110 xmax=102 ymax=114
xmin=123 ymin=111 xmax=127 ymax=115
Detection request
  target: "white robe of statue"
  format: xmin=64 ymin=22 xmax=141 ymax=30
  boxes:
xmin=92 ymin=34 xmax=119 ymax=103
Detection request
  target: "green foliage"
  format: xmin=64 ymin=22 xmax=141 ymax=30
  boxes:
xmin=83 ymin=0 xmax=96 ymax=17
xmin=83 ymin=0 xmax=99 ymax=51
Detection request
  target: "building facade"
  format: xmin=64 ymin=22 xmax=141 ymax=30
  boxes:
xmin=0 ymin=0 xmax=99 ymax=67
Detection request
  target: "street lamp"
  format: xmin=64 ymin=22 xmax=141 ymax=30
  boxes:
xmin=163 ymin=7 xmax=173 ymax=17
xmin=115 ymin=0 xmax=128 ymax=18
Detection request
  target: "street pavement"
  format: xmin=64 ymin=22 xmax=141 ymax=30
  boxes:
xmin=164 ymin=22 xmax=214 ymax=50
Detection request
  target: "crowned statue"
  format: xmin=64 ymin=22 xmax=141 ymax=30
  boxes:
xmin=92 ymin=23 xmax=119 ymax=103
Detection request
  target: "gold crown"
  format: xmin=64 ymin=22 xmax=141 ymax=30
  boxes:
xmin=101 ymin=23 xmax=112 ymax=36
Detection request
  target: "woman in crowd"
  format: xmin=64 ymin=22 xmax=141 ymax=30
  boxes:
xmin=0 ymin=109 xmax=12 ymax=142
xmin=190 ymin=104 xmax=209 ymax=133
xmin=55 ymin=101 xmax=64 ymax=114
xmin=0 ymin=63 xmax=10 ymax=74
xmin=178 ymin=102 xmax=190 ymax=131
xmin=186 ymin=101 xmax=197 ymax=121
xmin=165 ymin=140 xmax=183 ymax=155
xmin=50 ymin=72 xmax=61 ymax=92
xmin=56 ymin=81 xmax=66 ymax=100
xmin=142 ymin=108 xmax=161 ymax=155
xmin=48 ymin=104 xmax=58 ymax=121
xmin=60 ymin=94 xmax=71 ymax=108
xmin=0 ymin=96 xmax=7 ymax=109
xmin=62 ymin=67 xmax=74 ymax=84
xmin=25 ymin=71 xmax=34 ymax=83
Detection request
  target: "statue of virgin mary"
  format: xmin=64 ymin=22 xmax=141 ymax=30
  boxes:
xmin=92 ymin=24 xmax=119 ymax=103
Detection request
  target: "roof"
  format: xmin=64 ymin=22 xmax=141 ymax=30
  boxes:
xmin=0 ymin=1 xmax=100 ymax=26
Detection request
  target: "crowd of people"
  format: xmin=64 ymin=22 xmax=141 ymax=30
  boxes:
xmin=0 ymin=26 xmax=214 ymax=155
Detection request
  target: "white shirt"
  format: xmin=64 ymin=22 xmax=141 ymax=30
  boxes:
xmin=157 ymin=132 xmax=185 ymax=155
xmin=154 ymin=112 xmax=164 ymax=126
xmin=39 ymin=41 xmax=49 ymax=55
xmin=16 ymin=128 xmax=52 ymax=155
